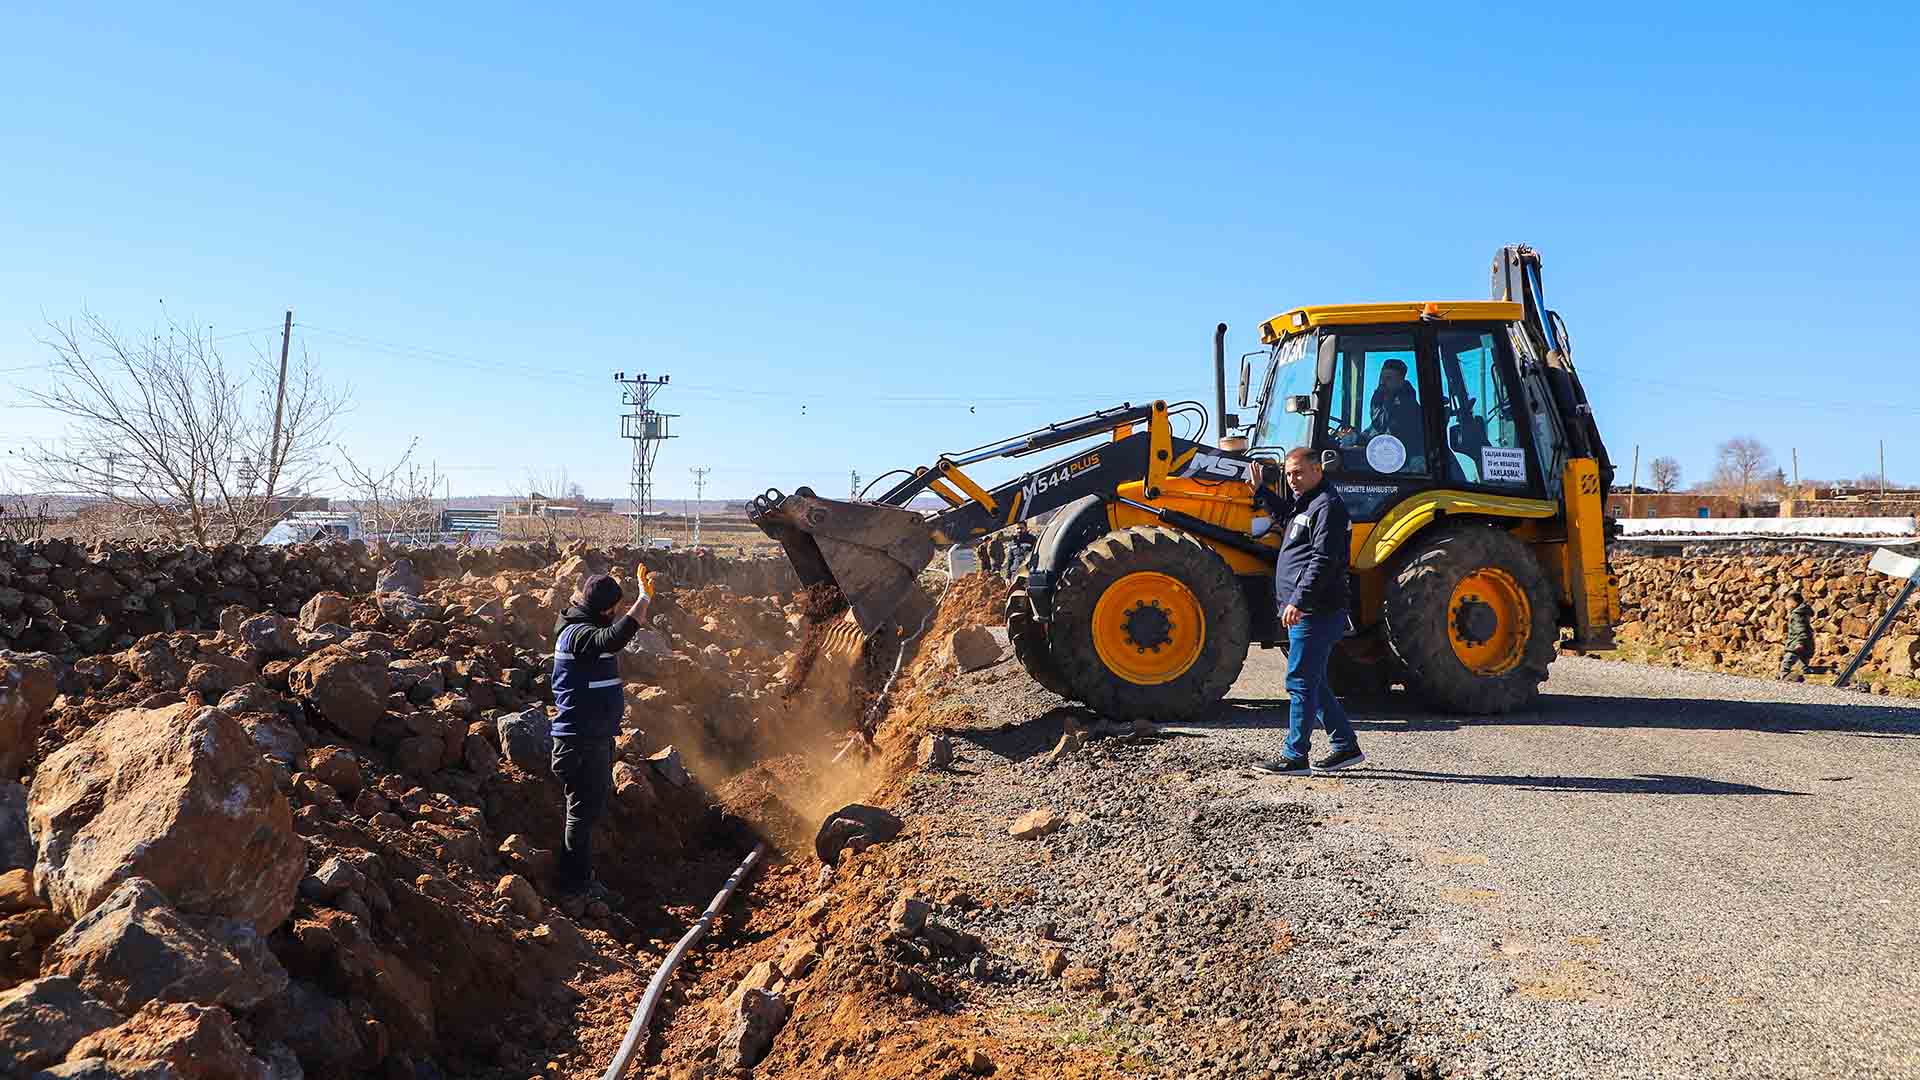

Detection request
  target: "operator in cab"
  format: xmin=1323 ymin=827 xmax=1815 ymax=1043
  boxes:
xmin=1334 ymin=358 xmax=1425 ymax=472
xmin=1249 ymin=448 xmax=1366 ymax=776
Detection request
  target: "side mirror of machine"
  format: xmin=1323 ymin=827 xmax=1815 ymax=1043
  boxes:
xmin=1220 ymin=411 xmax=1239 ymax=429
xmin=1237 ymin=358 xmax=1252 ymax=408
xmin=1283 ymin=395 xmax=1311 ymax=414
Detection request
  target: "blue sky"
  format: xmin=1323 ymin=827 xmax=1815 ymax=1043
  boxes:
xmin=2 ymin=3 xmax=1916 ymax=500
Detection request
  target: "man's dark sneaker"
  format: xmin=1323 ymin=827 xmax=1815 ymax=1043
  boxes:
xmin=556 ymin=879 xmax=625 ymax=908
xmin=1312 ymin=748 xmax=1367 ymax=773
xmin=1254 ymin=756 xmax=1312 ymax=776
xmin=582 ymin=879 xmax=625 ymax=907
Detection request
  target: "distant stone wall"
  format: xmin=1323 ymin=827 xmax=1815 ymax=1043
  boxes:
xmin=1615 ymin=551 xmax=1919 ymax=679
xmin=1781 ymin=497 xmax=1920 ymax=519
xmin=0 ymin=538 xmax=796 ymax=656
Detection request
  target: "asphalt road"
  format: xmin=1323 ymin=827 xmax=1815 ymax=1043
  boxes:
xmin=1206 ymin=652 xmax=1920 ymax=1078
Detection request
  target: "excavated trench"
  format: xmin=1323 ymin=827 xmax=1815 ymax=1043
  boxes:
xmin=0 ymin=543 xmax=995 ymax=1079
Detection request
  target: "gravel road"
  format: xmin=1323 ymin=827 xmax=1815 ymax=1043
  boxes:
xmin=894 ymin=649 xmax=1920 ymax=1079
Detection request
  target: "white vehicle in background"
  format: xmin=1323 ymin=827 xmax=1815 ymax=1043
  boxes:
xmin=260 ymin=511 xmax=362 ymax=545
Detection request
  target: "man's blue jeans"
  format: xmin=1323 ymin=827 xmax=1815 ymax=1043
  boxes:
xmin=1285 ymin=607 xmax=1359 ymax=762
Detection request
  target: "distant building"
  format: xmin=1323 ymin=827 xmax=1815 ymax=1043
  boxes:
xmin=1607 ymin=492 xmax=1747 ymax=519
xmin=504 ymin=493 xmax=616 ymax=517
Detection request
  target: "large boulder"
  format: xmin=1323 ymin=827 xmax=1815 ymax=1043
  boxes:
xmin=496 ymin=708 xmax=552 ymax=771
xmin=0 ymin=651 xmax=60 ymax=782
xmin=376 ymin=593 xmax=432 ymax=628
xmin=68 ymin=1001 xmax=268 ymax=1080
xmin=235 ymin=615 xmax=297 ymax=661
xmin=286 ymin=647 xmax=388 ymax=742
xmin=718 ymin=988 xmax=788 ymax=1070
xmin=247 ymin=979 xmax=362 ymax=1076
xmin=30 ymin=1058 xmax=185 ymax=1079
xmin=296 ymin=592 xmax=350 ymax=631
xmin=0 ymin=975 xmax=123 ymax=1074
xmin=42 ymin=878 xmax=287 ymax=1013
xmin=27 ymin=704 xmax=305 ymax=934
xmin=375 ymin=560 xmax=423 ymax=597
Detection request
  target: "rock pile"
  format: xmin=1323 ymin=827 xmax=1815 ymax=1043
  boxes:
xmin=0 ymin=536 xmax=795 ymax=657
xmin=0 ymin=546 xmax=832 ymax=1078
xmin=1616 ymin=551 xmax=1920 ymax=677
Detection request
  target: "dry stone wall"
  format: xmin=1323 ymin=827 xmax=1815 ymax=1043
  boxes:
xmin=1615 ymin=550 xmax=1920 ymax=679
xmin=0 ymin=538 xmax=795 ymax=657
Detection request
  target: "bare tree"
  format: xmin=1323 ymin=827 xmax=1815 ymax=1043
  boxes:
xmin=0 ymin=497 xmax=51 ymax=543
xmin=1648 ymin=456 xmax=1682 ymax=493
xmin=335 ymin=438 xmax=446 ymax=539
xmin=1712 ymin=437 xmax=1775 ymax=505
xmin=523 ymin=467 xmax=574 ymax=503
xmin=16 ymin=311 xmax=345 ymax=544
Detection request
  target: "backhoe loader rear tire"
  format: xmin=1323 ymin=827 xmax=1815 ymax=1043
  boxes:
xmin=1006 ymin=572 xmax=1074 ymax=699
xmin=1384 ymin=524 xmax=1557 ymax=714
xmin=1049 ymin=526 xmax=1249 ymax=722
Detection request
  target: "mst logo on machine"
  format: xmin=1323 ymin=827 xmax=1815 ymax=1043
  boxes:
xmin=1022 ymin=450 xmax=1102 ymax=502
xmin=1175 ymin=451 xmax=1251 ymax=481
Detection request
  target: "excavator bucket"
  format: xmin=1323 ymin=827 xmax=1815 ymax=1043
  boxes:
xmin=748 ymin=487 xmax=936 ymax=634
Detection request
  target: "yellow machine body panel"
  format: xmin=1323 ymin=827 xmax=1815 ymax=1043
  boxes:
xmin=1351 ymin=490 xmax=1561 ymax=571
xmin=1110 ymin=477 xmax=1278 ymax=577
xmin=1259 ymin=301 xmax=1524 ymax=344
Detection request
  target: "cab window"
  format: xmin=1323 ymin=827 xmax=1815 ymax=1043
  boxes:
xmin=1436 ymin=329 xmax=1527 ymax=487
xmin=1324 ymin=331 xmax=1429 ymax=477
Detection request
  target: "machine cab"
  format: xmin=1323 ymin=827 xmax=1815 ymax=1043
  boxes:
xmin=1243 ymin=302 xmax=1566 ymax=523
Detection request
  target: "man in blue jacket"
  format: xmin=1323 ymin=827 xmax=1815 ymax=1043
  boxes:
xmin=1253 ymin=448 xmax=1366 ymax=775
xmin=550 ymin=570 xmax=652 ymax=902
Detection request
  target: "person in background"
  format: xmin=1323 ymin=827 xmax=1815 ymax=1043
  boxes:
xmin=1778 ymin=588 xmax=1813 ymax=681
xmin=1004 ymin=522 xmax=1036 ymax=580
xmin=1253 ymin=448 xmax=1365 ymax=775
xmin=549 ymin=569 xmax=653 ymax=905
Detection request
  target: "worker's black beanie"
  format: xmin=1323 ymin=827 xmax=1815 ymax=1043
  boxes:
xmin=581 ymin=573 xmax=623 ymax=613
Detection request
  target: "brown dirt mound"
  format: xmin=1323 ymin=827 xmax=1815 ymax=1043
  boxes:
xmin=4 ymin=551 xmax=856 ymax=1078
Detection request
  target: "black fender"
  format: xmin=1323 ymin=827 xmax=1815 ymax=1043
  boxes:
xmin=1023 ymin=494 xmax=1112 ymax=622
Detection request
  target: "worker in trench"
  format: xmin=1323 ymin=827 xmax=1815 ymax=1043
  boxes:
xmin=550 ymin=570 xmax=654 ymax=906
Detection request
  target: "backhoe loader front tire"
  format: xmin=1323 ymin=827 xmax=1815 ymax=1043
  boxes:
xmin=1384 ymin=524 xmax=1558 ymax=714
xmin=1007 ymin=572 xmax=1074 ymax=699
xmin=1049 ymin=526 xmax=1249 ymax=722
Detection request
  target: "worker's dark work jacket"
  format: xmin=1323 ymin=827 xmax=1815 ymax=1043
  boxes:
xmin=1366 ymin=384 xmax=1423 ymax=448
xmin=550 ymin=605 xmax=640 ymax=739
xmin=1271 ymin=480 xmax=1351 ymax=614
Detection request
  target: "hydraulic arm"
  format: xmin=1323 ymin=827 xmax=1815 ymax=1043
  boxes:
xmin=748 ymin=401 xmax=1237 ymax=633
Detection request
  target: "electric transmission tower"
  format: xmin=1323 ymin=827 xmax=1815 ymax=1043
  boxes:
xmin=850 ymin=469 xmax=861 ymax=499
xmin=614 ymin=372 xmax=674 ymax=545
xmin=689 ymin=466 xmax=710 ymax=546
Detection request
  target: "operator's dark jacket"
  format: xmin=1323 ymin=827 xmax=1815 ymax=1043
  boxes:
xmin=1367 ymin=383 xmax=1424 ymax=448
xmin=550 ymin=604 xmax=641 ymax=738
xmin=1260 ymin=479 xmax=1352 ymax=614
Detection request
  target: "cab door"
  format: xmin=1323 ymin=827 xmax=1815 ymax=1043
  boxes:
xmin=1428 ymin=325 xmax=1547 ymax=501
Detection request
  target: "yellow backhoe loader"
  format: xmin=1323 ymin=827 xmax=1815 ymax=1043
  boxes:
xmin=752 ymin=246 xmax=1618 ymax=720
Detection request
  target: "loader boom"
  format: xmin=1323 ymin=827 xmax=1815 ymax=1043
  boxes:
xmin=749 ymin=400 xmax=1247 ymax=633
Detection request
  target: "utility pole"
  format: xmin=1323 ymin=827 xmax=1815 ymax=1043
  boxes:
xmin=1628 ymin=445 xmax=1640 ymax=518
xmin=264 ymin=310 xmax=292 ymax=503
xmin=615 ymin=372 xmax=674 ymax=545
xmin=850 ymin=469 xmax=861 ymax=500
xmin=689 ymin=466 xmax=710 ymax=546
xmin=1881 ymin=439 xmax=1888 ymax=495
